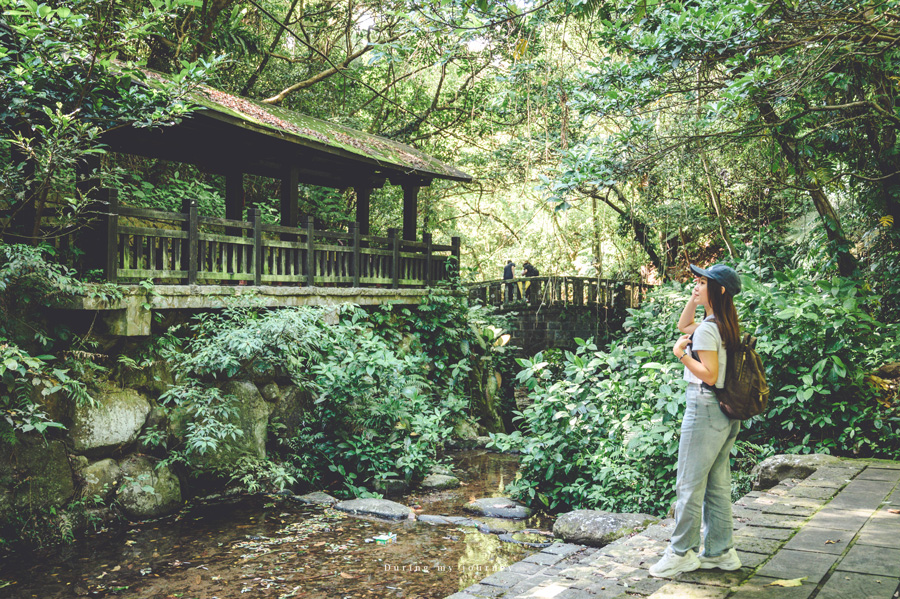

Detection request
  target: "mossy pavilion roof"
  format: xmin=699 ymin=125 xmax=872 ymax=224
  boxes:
xmin=102 ymin=75 xmax=473 ymax=188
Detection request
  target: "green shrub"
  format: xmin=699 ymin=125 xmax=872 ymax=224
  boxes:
xmin=738 ymin=267 xmax=900 ymax=457
xmin=150 ymin=296 xmax=478 ymax=496
xmin=493 ymin=265 xmax=900 ymax=515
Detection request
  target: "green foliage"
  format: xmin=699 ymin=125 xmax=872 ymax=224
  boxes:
xmin=491 ymin=284 xmax=688 ymax=515
xmin=0 ymin=0 xmax=216 ymax=242
xmin=737 ymin=265 xmax=900 ymax=457
xmin=493 ymin=265 xmax=900 ymax=515
xmin=0 ymin=244 xmax=92 ymax=442
xmin=150 ymin=292 xmax=480 ymax=496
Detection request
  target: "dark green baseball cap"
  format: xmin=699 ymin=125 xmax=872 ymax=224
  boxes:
xmin=690 ymin=263 xmax=741 ymax=296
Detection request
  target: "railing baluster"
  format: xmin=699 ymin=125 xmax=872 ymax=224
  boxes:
xmin=251 ymin=207 xmax=262 ymax=286
xmin=306 ymin=218 xmax=315 ymax=287
xmin=389 ymin=228 xmax=399 ymax=289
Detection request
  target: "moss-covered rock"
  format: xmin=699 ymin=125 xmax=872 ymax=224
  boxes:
xmin=79 ymin=458 xmax=122 ymax=500
xmin=116 ymin=455 xmax=182 ymax=519
xmin=0 ymin=435 xmax=75 ymax=516
xmin=69 ymin=384 xmax=151 ymax=454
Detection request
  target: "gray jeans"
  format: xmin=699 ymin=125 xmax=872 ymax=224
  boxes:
xmin=670 ymin=384 xmax=741 ymax=557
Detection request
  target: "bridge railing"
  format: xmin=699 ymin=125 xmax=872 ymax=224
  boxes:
xmin=89 ymin=189 xmax=460 ymax=288
xmin=467 ymin=276 xmax=651 ymax=310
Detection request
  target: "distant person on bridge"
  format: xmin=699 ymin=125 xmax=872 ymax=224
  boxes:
xmin=521 ymin=261 xmax=539 ymax=302
xmin=649 ymin=263 xmax=743 ymax=579
xmin=503 ymin=260 xmax=517 ymax=302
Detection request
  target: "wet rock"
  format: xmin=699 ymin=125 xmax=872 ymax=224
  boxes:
xmin=752 ymin=453 xmax=842 ymax=490
xmin=334 ymin=498 xmax=415 ymax=520
xmin=259 ymin=382 xmax=281 ymax=403
xmin=70 ymin=384 xmax=151 ymax=454
xmin=553 ymin=510 xmax=658 ymax=547
xmin=450 ymin=420 xmax=478 ymax=447
xmin=374 ymin=478 xmax=409 ymax=495
xmin=118 ymin=360 xmax=176 ymax=398
xmin=0 ymin=435 xmax=75 ymax=514
xmin=420 ymin=474 xmax=460 ymax=491
xmin=464 ymin=497 xmax=531 ymax=519
xmin=417 ymin=514 xmax=454 ymax=525
xmin=430 ymin=464 xmax=455 ymax=476
xmin=171 ymin=381 xmax=271 ymax=469
xmin=268 ymin=385 xmax=312 ymax=441
xmin=292 ymin=491 xmax=338 ymax=506
xmin=876 ymin=362 xmax=900 ymax=378
xmin=116 ymin=455 xmax=182 ymax=519
xmin=79 ymin=458 xmax=122 ymax=500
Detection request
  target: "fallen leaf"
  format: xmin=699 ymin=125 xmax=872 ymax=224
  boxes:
xmin=314 ymin=542 xmax=326 ymax=547
xmin=887 ymin=509 xmax=900 ymax=515
xmin=767 ymin=577 xmax=807 ymax=587
xmin=824 ymin=539 xmax=839 ymax=544
xmin=339 ymin=572 xmax=357 ymax=579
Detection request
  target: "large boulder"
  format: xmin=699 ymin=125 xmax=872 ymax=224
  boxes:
xmin=116 ymin=455 xmax=182 ymax=519
xmin=78 ymin=458 xmax=122 ymax=500
xmin=69 ymin=384 xmax=151 ymax=454
xmin=267 ymin=385 xmax=312 ymax=440
xmin=374 ymin=478 xmax=409 ymax=495
xmin=752 ymin=453 xmax=842 ymax=490
xmin=170 ymin=381 xmax=271 ymax=469
xmin=420 ymin=474 xmax=460 ymax=491
xmin=292 ymin=491 xmax=338 ymax=506
xmin=334 ymin=498 xmax=415 ymax=520
xmin=464 ymin=497 xmax=531 ymax=519
xmin=553 ymin=510 xmax=658 ymax=547
xmin=119 ymin=360 xmax=177 ymax=398
xmin=876 ymin=362 xmax=900 ymax=379
xmin=0 ymin=436 xmax=75 ymax=515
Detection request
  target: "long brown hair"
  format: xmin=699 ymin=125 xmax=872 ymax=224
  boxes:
xmin=707 ymin=278 xmax=740 ymax=350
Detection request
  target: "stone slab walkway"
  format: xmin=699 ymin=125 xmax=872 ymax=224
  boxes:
xmin=445 ymin=459 xmax=900 ymax=599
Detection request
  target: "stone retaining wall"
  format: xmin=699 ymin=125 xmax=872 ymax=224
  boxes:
xmin=505 ymin=306 xmax=625 ymax=355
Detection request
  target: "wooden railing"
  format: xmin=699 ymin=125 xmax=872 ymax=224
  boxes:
xmin=467 ymin=276 xmax=650 ymax=310
xmin=91 ymin=190 xmax=459 ymax=287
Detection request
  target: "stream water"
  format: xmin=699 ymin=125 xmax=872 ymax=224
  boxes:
xmin=0 ymin=451 xmax=553 ymax=599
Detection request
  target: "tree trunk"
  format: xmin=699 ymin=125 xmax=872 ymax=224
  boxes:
xmin=699 ymin=151 xmax=737 ymax=258
xmin=756 ymin=100 xmax=856 ymax=276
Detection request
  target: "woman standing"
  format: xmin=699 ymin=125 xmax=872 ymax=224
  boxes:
xmin=649 ymin=264 xmax=743 ymax=578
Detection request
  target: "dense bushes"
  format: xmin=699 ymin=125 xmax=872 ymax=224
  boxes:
xmin=142 ymin=288 xmax=505 ymax=497
xmin=492 ymin=264 xmax=900 ymax=516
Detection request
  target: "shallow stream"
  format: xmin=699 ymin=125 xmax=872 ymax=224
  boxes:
xmin=0 ymin=451 xmax=552 ymax=599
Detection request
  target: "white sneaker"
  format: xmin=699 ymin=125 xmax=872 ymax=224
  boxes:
xmin=698 ymin=547 xmax=742 ymax=571
xmin=648 ymin=547 xmax=701 ymax=578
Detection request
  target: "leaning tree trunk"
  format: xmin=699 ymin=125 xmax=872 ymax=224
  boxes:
xmin=757 ymin=100 xmax=857 ymax=276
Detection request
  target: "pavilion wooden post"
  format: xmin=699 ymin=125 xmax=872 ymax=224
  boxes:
xmin=305 ymin=217 xmax=315 ymax=287
xmin=450 ymin=236 xmax=461 ymax=280
xmin=280 ymin=165 xmax=299 ymax=240
xmin=181 ymin=198 xmax=199 ymax=285
xmin=101 ymin=188 xmax=119 ymax=284
xmin=355 ymin=186 xmax=371 ymax=236
xmin=401 ymin=183 xmax=419 ymax=242
xmin=351 ymin=223 xmax=361 ymax=287
xmin=225 ymin=170 xmax=244 ymax=273
xmin=250 ymin=206 xmax=263 ymax=286
xmin=423 ymin=232 xmax=433 ymax=287
xmin=389 ymin=228 xmax=399 ymax=288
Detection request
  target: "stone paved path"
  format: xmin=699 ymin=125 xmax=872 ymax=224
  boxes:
xmin=446 ymin=459 xmax=900 ymax=599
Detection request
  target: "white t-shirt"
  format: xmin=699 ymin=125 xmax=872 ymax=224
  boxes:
xmin=683 ymin=316 xmax=727 ymax=388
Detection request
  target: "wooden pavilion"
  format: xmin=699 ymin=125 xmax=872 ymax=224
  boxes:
xmin=62 ymin=78 xmax=473 ymax=335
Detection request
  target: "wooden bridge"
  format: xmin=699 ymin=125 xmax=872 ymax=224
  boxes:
xmin=467 ymin=276 xmax=651 ymax=354
xmin=467 ymin=276 xmax=649 ymax=310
